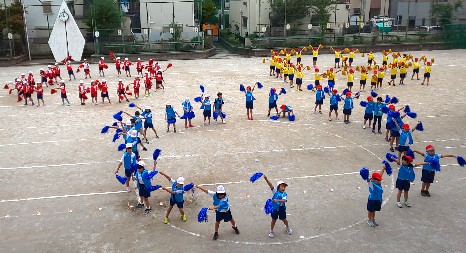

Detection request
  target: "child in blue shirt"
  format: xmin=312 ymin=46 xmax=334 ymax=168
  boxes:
xmin=182 ymin=97 xmax=194 ymax=128
xmin=267 ymin=88 xmax=279 ymax=117
xmin=141 ymin=106 xmax=159 ymax=140
xmin=363 ymin=96 xmax=375 ymax=129
xmin=328 ymin=89 xmax=340 ymax=121
xmin=397 ymin=123 xmax=420 ymax=160
xmin=244 ymin=86 xmax=255 ymax=120
xmin=263 ymin=175 xmax=292 ymax=238
xmin=165 ymin=101 xmax=180 ymax=133
xmin=214 ymin=92 xmax=225 ymax=124
xmin=124 ymin=107 xmax=148 ymax=143
xmin=314 ymin=85 xmax=325 ymax=114
xmin=279 ymin=104 xmax=294 ymax=118
xmin=201 ymin=94 xmax=212 ymax=125
xmin=159 ymin=169 xmax=187 ymax=224
xmin=134 ymin=160 xmax=156 ymax=214
xmin=115 ymin=143 xmax=137 ymax=192
xmin=372 ymin=97 xmax=385 ymax=134
xmin=414 ymin=145 xmax=457 ymax=197
xmin=389 ymin=109 xmax=407 ymax=152
xmin=366 ymin=165 xmax=386 ymax=227
xmin=343 ymin=92 xmax=354 ymax=124
xmin=196 ymin=185 xmax=239 ymax=240
xmin=394 ymin=155 xmax=425 ymax=208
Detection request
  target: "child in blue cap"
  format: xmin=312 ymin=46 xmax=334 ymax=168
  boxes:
xmin=263 ymin=175 xmax=292 ymax=238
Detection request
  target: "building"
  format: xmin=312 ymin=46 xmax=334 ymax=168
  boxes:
xmin=349 ymin=0 xmax=389 ymax=23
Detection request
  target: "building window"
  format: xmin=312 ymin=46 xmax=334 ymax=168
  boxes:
xmin=422 ymin=18 xmax=425 ymax=26
xmin=42 ymin=1 xmax=52 ymax=14
xmin=353 ymin=8 xmax=361 ymax=15
xmin=242 ymin=16 xmax=248 ymax=29
xmin=66 ymin=0 xmax=75 ymax=16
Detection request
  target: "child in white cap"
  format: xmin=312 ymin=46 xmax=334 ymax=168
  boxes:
xmin=165 ymin=101 xmax=180 ymax=133
xmin=115 ymin=57 xmax=122 ymax=77
xmin=182 ymin=97 xmax=194 ymax=128
xmin=83 ymin=59 xmax=91 ymax=79
xmin=159 ymin=169 xmax=188 ymax=223
xmin=98 ymin=57 xmax=105 ymax=77
xmin=262 ymin=175 xmax=292 ymax=238
xmin=201 ymin=94 xmax=212 ymax=125
xmin=115 ymin=143 xmax=137 ymax=192
xmin=117 ymin=79 xmax=129 ymax=103
xmin=124 ymin=57 xmax=131 ymax=77
xmin=134 ymin=160 xmax=153 ymax=214
xmin=196 ymin=185 xmax=240 ymax=240
xmin=78 ymin=80 xmax=87 ymax=105
xmin=141 ymin=106 xmax=160 ymax=139
xmin=136 ymin=58 xmax=143 ymax=76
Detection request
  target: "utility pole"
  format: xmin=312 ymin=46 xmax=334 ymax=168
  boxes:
xmin=284 ymin=0 xmax=287 ymax=37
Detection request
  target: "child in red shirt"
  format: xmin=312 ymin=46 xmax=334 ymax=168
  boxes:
xmin=144 ymin=72 xmax=152 ymax=97
xmin=90 ymin=80 xmax=98 ymax=105
xmin=66 ymin=61 xmax=76 ymax=81
xmin=136 ymin=58 xmax=143 ymax=76
xmin=124 ymin=58 xmax=132 ymax=77
xmin=78 ymin=80 xmax=87 ymax=105
xmin=98 ymin=57 xmax=105 ymax=77
xmin=117 ymin=79 xmax=129 ymax=103
xmin=155 ymin=70 xmax=165 ymax=90
xmin=35 ymin=83 xmax=45 ymax=107
xmin=100 ymin=79 xmax=111 ymax=104
xmin=133 ymin=75 xmax=141 ymax=99
xmin=115 ymin=57 xmax=122 ymax=77
xmin=59 ymin=80 xmax=71 ymax=106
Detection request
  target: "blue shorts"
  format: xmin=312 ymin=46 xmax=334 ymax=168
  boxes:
xmin=421 ymin=169 xmax=435 ymax=183
xmin=296 ymin=78 xmax=302 ymax=85
xmin=288 ymin=74 xmax=294 ymax=80
xmin=167 ymin=118 xmax=176 ymax=124
xmin=144 ymin=122 xmax=153 ymax=129
xmin=330 ymin=104 xmax=338 ymax=111
xmin=276 ymin=69 xmax=281 ymax=74
xmin=139 ymin=184 xmax=151 ymax=198
xmin=297 ymin=57 xmax=301 ymax=62
xmin=101 ymin=92 xmax=108 ymax=98
xmin=216 ymin=210 xmax=233 ymax=222
xmin=391 ymin=75 xmax=396 ymax=80
xmin=343 ymin=108 xmax=352 ymax=115
xmin=368 ymin=60 xmax=373 ymax=64
xmin=203 ymin=110 xmax=211 ymax=117
xmin=386 ymin=121 xmax=395 ymax=130
xmin=378 ymin=78 xmax=383 ymax=82
xmin=364 ymin=112 xmax=373 ymax=120
xmin=170 ymin=198 xmax=184 ymax=208
xmin=41 ymin=77 xmax=47 ymax=83
xmin=413 ymin=69 xmax=419 ymax=73
xmin=397 ymin=145 xmax=409 ymax=152
xmin=396 ymin=179 xmax=410 ymax=191
xmin=271 ymin=206 xmax=287 ymax=220
xmin=37 ymin=94 xmax=43 ymax=100
xmin=335 ymin=58 xmax=340 ymax=63
xmin=61 ymin=93 xmax=67 ymax=99
xmin=125 ymin=66 xmax=130 ymax=71
xmin=246 ymin=101 xmax=253 ymax=109
xmin=349 ymin=58 xmax=354 ymax=63
xmin=68 ymin=70 xmax=73 ymax=75
xmin=424 ymin=73 xmax=430 ymax=78
xmin=315 ymin=100 xmax=323 ymax=105
xmin=313 ymin=57 xmax=317 ymax=61
xmin=99 ymin=67 xmax=104 ymax=71
xmin=360 ymin=80 xmax=366 ymax=85
xmin=347 ymin=82 xmax=353 ymax=87
xmin=270 ymin=66 xmax=275 ymax=70
xmin=269 ymin=101 xmax=277 ymax=109
xmin=383 ymin=61 xmax=387 ymax=65
xmin=116 ymin=67 xmax=121 ymax=70
xmin=390 ymin=130 xmax=400 ymax=138
xmin=400 ymin=73 xmax=406 ymax=78
xmin=367 ymin=199 xmax=382 ymax=212
xmin=316 ymin=80 xmax=321 ymax=86
xmin=125 ymin=169 xmax=132 ymax=178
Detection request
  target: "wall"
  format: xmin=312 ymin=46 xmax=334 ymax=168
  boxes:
xmin=396 ymin=1 xmax=432 ymax=27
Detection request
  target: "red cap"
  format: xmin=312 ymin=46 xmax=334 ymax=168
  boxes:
xmin=272 ymin=88 xmax=277 ymax=92
xmin=426 ymin=144 xmax=435 ymax=151
xmin=317 ymin=85 xmax=322 ymax=89
xmin=247 ymin=86 xmax=251 ymax=90
xmin=275 ymin=52 xmax=279 ymax=55
xmin=367 ymin=96 xmax=373 ymax=101
xmin=280 ymin=104 xmax=286 ymax=110
xmin=349 ymin=69 xmax=354 ymax=73
xmin=427 ymin=62 xmax=431 ymax=66
xmin=402 ymin=123 xmax=410 ymax=130
xmin=315 ymin=68 xmax=320 ymax=72
xmin=333 ymin=89 xmax=338 ymax=93
xmin=379 ymin=67 xmax=384 ymax=71
xmin=362 ymin=69 xmax=366 ymax=72
xmin=389 ymin=104 xmax=395 ymax=110
xmin=372 ymin=172 xmax=383 ymax=181
xmin=404 ymin=155 xmax=413 ymax=163
xmin=346 ymin=92 xmax=351 ymax=97
xmin=401 ymin=62 xmax=405 ymax=65
xmin=415 ymin=58 xmax=418 ymax=61
xmin=330 ymin=68 xmax=334 ymax=71
xmin=313 ymin=47 xmax=317 ymax=50
xmin=336 ymin=48 xmax=341 ymax=51
xmin=350 ymin=48 xmax=353 ymax=52
xmin=297 ymin=67 xmax=302 ymax=71
xmin=374 ymin=70 xmax=378 ymax=74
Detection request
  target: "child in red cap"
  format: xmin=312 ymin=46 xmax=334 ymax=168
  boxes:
xmin=421 ymin=62 xmax=431 ymax=85
xmin=377 ymin=67 xmax=384 ymax=90
xmin=343 ymin=92 xmax=353 ymax=124
xmin=314 ymin=85 xmax=325 ymax=114
xmin=329 ymin=89 xmax=340 ymax=121
xmin=363 ymin=96 xmax=375 ymax=129
xmin=411 ymin=58 xmax=420 ymax=80
xmin=347 ymin=69 xmax=354 ymax=92
xmin=312 ymin=47 xmax=319 ymax=66
xmin=394 ymin=155 xmax=425 ymax=208
xmin=315 ymin=68 xmax=322 ymax=87
xmin=280 ymin=104 xmax=294 ymax=118
xmin=396 ymin=122 xmax=421 ymax=160
xmin=385 ymin=104 xmax=396 ymax=142
xmin=359 ymin=69 xmax=367 ymax=91
xmin=366 ymin=165 xmax=387 ymax=227
xmin=370 ymin=70 xmax=377 ymax=91
xmin=295 ymin=66 xmax=304 ymax=91
xmin=334 ymin=48 xmax=341 ymax=68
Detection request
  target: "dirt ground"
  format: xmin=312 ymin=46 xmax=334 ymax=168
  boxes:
xmin=0 ymin=49 xmax=465 ymax=253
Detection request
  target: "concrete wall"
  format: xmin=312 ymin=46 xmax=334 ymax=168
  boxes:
xmin=229 ymin=0 xmax=272 ymax=37
xmin=396 ymin=1 xmax=432 ymax=27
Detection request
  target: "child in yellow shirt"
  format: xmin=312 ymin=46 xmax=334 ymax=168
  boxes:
xmin=370 ymin=70 xmax=378 ymax=90
xmin=315 ymin=68 xmax=322 ymax=87
xmin=296 ymin=49 xmax=302 ymax=65
xmin=296 ymin=66 xmax=304 ymax=91
xmin=283 ymin=64 xmax=289 ymax=83
xmin=288 ymin=64 xmax=296 ymax=88
xmin=377 ymin=67 xmax=384 ymax=90
xmin=368 ymin=51 xmax=375 ymax=66
xmin=388 ymin=65 xmax=397 ymax=86
xmin=360 ymin=69 xmax=368 ymax=91
xmin=399 ymin=62 xmax=407 ymax=85
xmin=411 ymin=58 xmax=420 ymax=80
xmin=347 ymin=69 xmax=354 ymax=92
xmin=382 ymin=54 xmax=388 ymax=67
xmin=285 ymin=51 xmax=291 ymax=65
xmin=269 ymin=56 xmax=276 ymax=77
xmin=275 ymin=60 xmax=283 ymax=79
xmin=349 ymin=49 xmax=355 ymax=68
xmin=327 ymin=68 xmax=335 ymax=89
xmin=421 ymin=62 xmax=431 ymax=86
xmin=334 ymin=49 xmax=341 ymax=68
xmin=312 ymin=47 xmax=319 ymax=66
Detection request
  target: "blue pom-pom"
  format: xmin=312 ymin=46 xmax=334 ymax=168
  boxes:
xmin=183 ymin=183 xmax=194 ymax=192
xmin=188 ymin=111 xmax=195 ymax=119
xmin=457 ymin=156 xmax=465 ymax=167
xmin=152 ymin=149 xmax=161 ymax=160
xmin=390 ymin=111 xmax=400 ymax=119
xmin=250 ymin=172 xmax=263 ymax=183
xmin=385 ymin=95 xmax=391 ymax=104
xmin=200 ymin=105 xmax=204 ymax=110
xmin=360 ymin=101 xmax=367 ymax=107
xmin=336 ymin=94 xmax=342 ymax=101
xmin=430 ymin=158 xmax=441 ymax=172
xmin=117 ymin=143 xmax=126 ymax=151
xmin=221 ymin=112 xmax=227 ymax=118
xmin=213 ymin=111 xmax=219 ymax=120
xmin=116 ymin=129 xmax=123 ymax=134
xmin=129 ymin=103 xmax=136 ymax=108
xmin=288 ymin=114 xmax=296 ymax=121
xmin=390 ymin=96 xmax=399 ymax=104
xmin=116 ymin=174 xmax=127 ymax=184
xmin=145 ymin=170 xmax=158 ymax=180
xmin=404 ymin=105 xmax=411 ymax=113
xmin=307 ymin=84 xmax=314 ymax=90
xmin=112 ymin=122 xmax=118 ymax=127
xmin=360 ymin=167 xmax=370 ymax=180
xmin=382 ymin=160 xmax=393 ymax=176
xmin=264 ymin=199 xmax=274 ymax=215
xmin=200 ymin=85 xmax=205 ymax=93
xmin=406 ymin=149 xmax=416 ymax=159
xmin=407 ymin=112 xmax=417 ymax=119
xmin=382 ymin=106 xmax=389 ymax=113
xmin=416 ymin=121 xmax=424 ymax=131
xmin=148 ymin=185 xmax=162 ymax=192
xmin=386 ymin=153 xmax=399 ymax=162
xmin=112 ymin=132 xmax=120 ymax=142
xmin=270 ymin=115 xmax=279 ymax=120
xmin=101 ymin=126 xmax=110 ymax=134
xmin=240 ymin=84 xmax=245 ymax=92
xmin=341 ymin=88 xmax=349 ymax=96
xmin=371 ymin=91 xmax=378 ymax=97
xmin=257 ymin=82 xmax=263 ymax=89
xmin=280 ymin=88 xmax=287 ymax=94
xmin=194 ymin=96 xmax=202 ymax=103
xmin=198 ymin=207 xmax=209 ymax=223
xmin=324 ymin=87 xmax=330 ymax=94
xmin=113 ymin=114 xmax=123 ymax=122
xmin=180 ymin=114 xmax=187 ymax=119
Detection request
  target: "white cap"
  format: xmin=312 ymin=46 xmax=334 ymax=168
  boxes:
xmin=125 ymin=58 xmax=128 ymax=60
xmin=101 ymin=57 xmax=104 ymax=59
xmin=39 ymin=68 xmax=43 ymax=71
xmin=135 ymin=75 xmax=140 ymax=78
xmin=137 ymin=160 xmax=145 ymax=167
xmin=28 ymin=71 xmax=33 ymax=74
xmin=116 ymin=57 xmax=120 ymax=59
xmin=176 ymin=177 xmax=185 ymax=185
xmin=22 ymin=81 xmax=27 ymax=84
xmin=60 ymin=80 xmax=65 ymax=83
xmin=144 ymin=106 xmax=151 ymax=110
xmin=185 ymin=97 xmax=189 ymax=102
xmin=47 ymin=65 xmax=51 ymax=68
xmin=166 ymin=101 xmax=171 ymax=105
xmin=276 ymin=181 xmax=288 ymax=187
xmin=20 ymin=73 xmax=25 ymax=75
xmin=118 ymin=79 xmax=123 ymax=82
xmin=126 ymin=143 xmax=133 ymax=148
xmin=205 ymin=94 xmax=210 ymax=97
xmin=79 ymin=80 xmax=84 ymax=84
xmin=84 ymin=59 xmax=87 ymax=61
xmin=155 ymin=62 xmax=159 ymax=65
xmin=125 ymin=120 xmax=132 ymax=125
xmin=129 ymin=129 xmax=138 ymax=138
xmin=137 ymin=58 xmax=141 ymax=60
xmin=102 ymin=79 xmax=107 ymax=82
xmin=15 ymin=78 xmax=20 ymax=82
xmin=216 ymin=185 xmax=226 ymax=194
xmin=55 ymin=63 xmax=58 ymax=65
xmin=67 ymin=61 xmax=70 ymax=63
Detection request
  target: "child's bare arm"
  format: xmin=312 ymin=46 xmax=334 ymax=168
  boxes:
xmin=162 ymin=187 xmax=174 ymax=194
xmin=263 ymin=175 xmax=274 ymax=190
xmin=441 ymin=154 xmax=456 ymax=158
xmin=195 ymin=185 xmax=209 ymax=194
xmin=414 ymin=150 xmax=425 ymax=156
xmin=123 ymin=111 xmax=132 ymax=116
xmin=158 ymin=171 xmax=171 ymax=181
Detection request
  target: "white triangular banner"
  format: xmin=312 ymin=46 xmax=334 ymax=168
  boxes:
xmin=48 ymin=0 xmax=85 ymax=62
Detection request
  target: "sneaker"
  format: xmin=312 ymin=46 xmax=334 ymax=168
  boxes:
xmin=126 ymin=186 xmax=131 ymax=192
xmin=385 ymin=137 xmax=389 ymax=142
xmin=213 ymin=232 xmax=219 ymax=240
xmin=405 ymin=201 xmax=411 ymax=207
xmin=390 ymin=147 xmax=395 ymax=152
xmin=181 ymin=215 xmax=187 ymax=222
xmin=425 ymin=191 xmax=431 ymax=197
xmin=372 ymin=130 xmax=375 ymax=134
xmin=144 ymin=208 xmax=152 ymax=214
xmin=378 ymin=131 xmax=382 ymax=134
xmin=421 ymin=190 xmax=426 ymax=196
xmin=164 ymin=217 xmax=169 ymax=224
xmin=363 ymin=125 xmax=366 ymax=129
xmin=372 ymin=219 xmax=379 ymax=226
xmin=268 ymin=230 xmax=275 ymax=238
xmin=367 ymin=220 xmax=375 ymax=227
xmin=286 ymin=227 xmax=293 ymax=235
xmin=222 ymin=119 xmax=225 ymax=124
xmin=232 ymin=226 xmax=240 ymax=234
xmin=396 ymin=202 xmax=403 ymax=208
xmin=136 ymin=203 xmax=144 ymax=208
xmin=142 ymin=147 xmax=147 ymax=151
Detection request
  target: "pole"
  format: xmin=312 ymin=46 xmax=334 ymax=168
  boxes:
xmin=406 ymin=0 xmax=410 ymax=38
xmin=221 ymin=0 xmax=225 ymax=29
xmin=284 ymin=0 xmax=286 ymax=37
xmin=334 ymin=2 xmax=337 ymax=42
xmin=258 ymin=0 xmax=261 ymax=36
xmin=23 ymin=4 xmax=31 ymax=61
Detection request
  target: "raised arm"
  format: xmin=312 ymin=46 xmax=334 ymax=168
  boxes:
xmin=158 ymin=171 xmax=171 ymax=181
xmin=413 ymin=150 xmax=425 ymax=156
xmin=263 ymin=175 xmax=274 ymax=191
xmin=441 ymin=154 xmax=456 ymax=158
xmin=195 ymin=185 xmax=209 ymax=194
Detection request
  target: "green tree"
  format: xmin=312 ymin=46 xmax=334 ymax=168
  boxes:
xmin=84 ymin=0 xmax=123 ymax=39
xmin=431 ymin=0 xmax=463 ymax=26
xmin=310 ymin=0 xmax=336 ymax=37
xmin=269 ymin=0 xmax=311 ymax=26
xmin=202 ymin=0 xmax=218 ymax=24
xmin=0 ymin=3 xmax=25 ymax=37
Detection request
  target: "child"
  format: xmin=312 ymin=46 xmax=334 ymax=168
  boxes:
xmin=214 ymin=92 xmax=226 ymax=124
xmin=124 ymin=108 xmax=148 ymax=143
xmin=367 ymin=51 xmax=374 ymax=66
xmin=315 ymin=68 xmax=322 ymax=87
xmin=328 ymin=89 xmax=339 ymax=121
xmin=35 ymin=83 xmax=45 ymax=107
xmin=312 ymin=47 xmax=319 ymax=66
xmin=359 ymin=69 xmax=367 ymax=91
xmin=295 ymin=48 xmax=302 ymax=65
xmin=101 ymin=79 xmax=111 ymax=104
xmin=117 ymin=79 xmax=129 ymax=103
xmin=372 ymin=97 xmax=384 ymax=134
xmin=136 ymin=58 xmax=143 ymax=76
xmin=245 ymin=86 xmax=255 ymax=120
xmin=40 ymin=69 xmax=47 ymax=87
xmin=133 ymin=75 xmax=141 ymax=99
xmin=195 ymin=185 xmax=240 ymax=240
xmin=349 ymin=48 xmax=355 ymax=68
xmin=285 ymin=50 xmax=291 ymax=65
xmin=397 ymin=123 xmax=419 ymax=159
xmin=159 ymin=171 xmax=187 ymax=223
xmin=275 ymin=59 xmax=282 ymax=79
xmin=66 ymin=61 xmax=76 ymax=81
xmin=54 ymin=63 xmax=62 ymax=82
xmin=90 ymin=81 xmax=98 ymax=105
xmin=126 ymin=129 xmax=148 ymax=160
xmin=155 ymin=70 xmax=165 ymax=90
xmin=370 ymin=70 xmax=377 ymax=90
xmin=59 ymin=80 xmax=71 ymax=106
xmin=165 ymin=101 xmax=180 ymax=132
xmin=382 ymin=53 xmax=388 ymax=67
xmin=262 ymin=175 xmax=292 ymax=238
xmin=182 ymin=97 xmax=195 ymax=128
xmin=314 ymin=85 xmax=325 ymax=114
xmin=201 ymin=94 xmax=212 ymax=125
xmin=141 ymin=106 xmax=160 ymax=139
xmin=388 ymin=65 xmax=397 ymax=86
xmin=347 ymin=69 xmax=354 ymax=92
xmin=269 ymin=56 xmax=276 ymax=76
xmin=411 ymin=58 xmax=420 ymax=80
xmin=115 ymin=143 xmax=137 ymax=192
xmin=363 ymin=96 xmax=374 ymax=129
xmin=343 ymin=92 xmax=353 ymax=124
xmin=399 ymin=63 xmax=407 ymax=85
xmin=288 ymin=64 xmax=295 ymax=88
xmin=388 ymin=108 xmax=407 ymax=152
xmin=267 ymin=88 xmax=279 ymax=117
xmin=280 ymin=104 xmax=294 ymax=118
xmin=421 ymin=62 xmax=431 ymax=85
xmin=377 ymin=67 xmax=384 ymax=90
xmin=334 ymin=48 xmax=341 ymax=68
xmin=83 ymin=59 xmax=91 ymax=79
xmin=134 ymin=160 xmax=156 ymax=214
xmin=394 ymin=155 xmax=421 ymax=208
xmin=295 ymin=66 xmax=304 ymax=91
xmin=98 ymin=57 xmax=105 ymax=77
xmin=414 ymin=145 xmax=457 ymax=197
xmin=78 ymin=80 xmax=86 ymax=105
xmin=115 ymin=57 xmax=122 ymax=77
xmin=144 ymin=72 xmax=152 ymax=96
xmin=123 ymin=57 xmax=131 ymax=77
xmin=366 ymin=167 xmax=386 ymax=227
